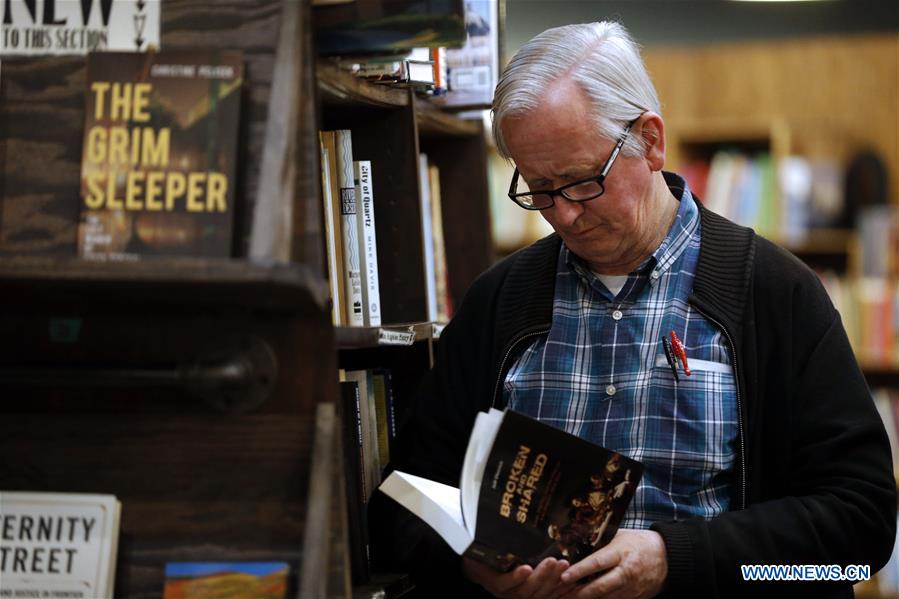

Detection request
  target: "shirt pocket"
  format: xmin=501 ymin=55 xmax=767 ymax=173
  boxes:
xmin=653 ymin=354 xmax=734 ymax=376
xmin=645 ymin=355 xmax=739 ymax=499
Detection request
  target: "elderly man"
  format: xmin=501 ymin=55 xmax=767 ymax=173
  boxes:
xmin=371 ymin=21 xmax=896 ymax=598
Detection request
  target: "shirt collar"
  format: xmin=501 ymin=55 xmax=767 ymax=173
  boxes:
xmin=650 ymin=173 xmax=698 ymax=280
xmin=562 ymin=172 xmax=699 ymax=298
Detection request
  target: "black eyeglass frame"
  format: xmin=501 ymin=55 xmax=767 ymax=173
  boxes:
xmin=507 ymin=118 xmax=638 ymax=211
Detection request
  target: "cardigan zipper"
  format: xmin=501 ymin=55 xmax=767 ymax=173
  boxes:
xmin=690 ymin=303 xmax=747 ymax=510
xmin=491 ymin=327 xmax=551 ymax=408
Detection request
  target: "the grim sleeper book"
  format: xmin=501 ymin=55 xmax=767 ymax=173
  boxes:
xmin=78 ymin=50 xmax=243 ymax=260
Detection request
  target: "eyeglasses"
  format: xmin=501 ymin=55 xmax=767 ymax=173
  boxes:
xmin=507 ymin=119 xmax=637 ymax=211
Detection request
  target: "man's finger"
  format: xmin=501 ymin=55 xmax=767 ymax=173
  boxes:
xmin=560 ymin=548 xmax=621 ymax=583
xmin=510 ymin=557 xmax=561 ymax=597
xmin=493 ymin=563 xmax=533 ymax=594
xmin=570 ymin=566 xmax=626 ymax=598
xmin=527 ymin=558 xmax=570 ymax=598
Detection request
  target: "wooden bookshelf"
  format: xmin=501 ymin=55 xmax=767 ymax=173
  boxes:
xmin=0 ymin=1 xmax=348 ymax=597
xmin=317 ymin=40 xmax=494 ymax=594
xmin=0 ymin=2 xmax=494 ymax=596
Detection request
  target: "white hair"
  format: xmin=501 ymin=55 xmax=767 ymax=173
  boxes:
xmin=492 ymin=21 xmax=661 ymax=160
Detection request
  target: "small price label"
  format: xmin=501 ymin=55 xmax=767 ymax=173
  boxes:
xmin=378 ymin=327 xmax=416 ymax=346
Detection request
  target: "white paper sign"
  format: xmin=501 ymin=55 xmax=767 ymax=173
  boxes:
xmin=0 ymin=492 xmax=121 ymax=599
xmin=0 ymin=0 xmax=160 ymax=56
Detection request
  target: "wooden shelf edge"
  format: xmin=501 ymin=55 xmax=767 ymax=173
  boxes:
xmin=414 ymin=97 xmax=482 ymax=138
xmin=0 ymin=256 xmax=330 ymax=311
xmin=317 ymin=62 xmax=410 ymax=108
xmin=775 ymin=228 xmax=854 ymax=255
xmin=336 ymin=321 xmax=446 ymax=350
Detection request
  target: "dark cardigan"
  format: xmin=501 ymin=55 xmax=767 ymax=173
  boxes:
xmin=371 ymin=198 xmax=896 ymax=598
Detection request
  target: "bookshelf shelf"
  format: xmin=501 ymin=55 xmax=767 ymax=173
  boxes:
xmin=336 ymin=322 xmax=445 ymax=350
xmin=777 ymin=227 xmax=854 ymax=256
xmin=414 ymin=98 xmax=483 ymax=138
xmin=318 ymin=62 xmax=411 ymax=108
xmin=859 ymin=361 xmax=899 ymax=388
xmin=0 ymin=257 xmax=328 ymax=310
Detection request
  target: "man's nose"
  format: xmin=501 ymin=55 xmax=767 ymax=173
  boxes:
xmin=547 ymin=194 xmax=584 ymax=226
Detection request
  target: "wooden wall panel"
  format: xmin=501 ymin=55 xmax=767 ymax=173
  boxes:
xmin=645 ymin=34 xmax=899 ymax=200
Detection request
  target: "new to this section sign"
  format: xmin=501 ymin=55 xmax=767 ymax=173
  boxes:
xmin=1 ymin=0 xmax=160 ymax=55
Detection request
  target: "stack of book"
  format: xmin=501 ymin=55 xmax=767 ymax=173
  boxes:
xmin=319 ymin=130 xmax=453 ymax=327
xmin=320 ymin=129 xmax=382 ymax=327
xmin=681 ymin=151 xmax=846 ymax=244
xmin=339 ymin=368 xmax=398 ymax=584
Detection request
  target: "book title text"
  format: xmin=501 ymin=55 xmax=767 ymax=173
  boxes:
xmin=0 ymin=514 xmax=97 ymax=575
xmin=500 ymin=445 xmax=548 ymax=524
xmin=82 ymin=81 xmax=229 ymax=213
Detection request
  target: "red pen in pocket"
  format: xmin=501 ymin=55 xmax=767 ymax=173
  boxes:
xmin=669 ymin=330 xmax=691 ymax=376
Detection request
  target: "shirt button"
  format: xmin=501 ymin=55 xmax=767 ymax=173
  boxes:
xmin=606 ymin=384 xmax=617 ymax=396
xmin=650 ymin=271 xmax=660 ymax=280
xmin=612 ymin=310 xmax=623 ymax=321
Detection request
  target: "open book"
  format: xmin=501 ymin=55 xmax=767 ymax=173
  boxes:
xmin=379 ymin=408 xmax=642 ymax=571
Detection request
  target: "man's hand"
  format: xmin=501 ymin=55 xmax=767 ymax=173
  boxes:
xmin=558 ymin=530 xmax=667 ymax=599
xmin=463 ymin=556 xmax=577 ymax=598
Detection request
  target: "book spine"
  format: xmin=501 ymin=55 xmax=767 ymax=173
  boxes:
xmin=347 ymin=369 xmax=380 ymax=501
xmin=336 ymin=130 xmax=364 ymax=327
xmin=379 ymin=368 xmax=398 ymax=446
xmin=339 ymin=381 xmax=371 ymax=583
xmin=418 ymin=154 xmax=438 ymax=322
xmin=428 ymin=164 xmax=452 ymax=321
xmin=372 ymin=371 xmax=390 ymax=468
xmin=320 ymin=143 xmax=343 ymax=326
xmin=365 ymin=369 xmax=381 ymax=492
xmin=354 ymin=160 xmax=382 ymax=326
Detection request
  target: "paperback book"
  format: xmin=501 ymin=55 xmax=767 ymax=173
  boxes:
xmin=379 ymin=409 xmax=642 ymax=571
xmin=162 ymin=561 xmax=290 ymax=599
xmin=0 ymin=491 xmax=121 ymax=599
xmin=78 ymin=50 xmax=243 ymax=260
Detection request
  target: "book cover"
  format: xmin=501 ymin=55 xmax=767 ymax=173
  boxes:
xmin=335 ymin=130 xmax=364 ymax=326
xmin=162 ymin=562 xmax=290 ymax=599
xmin=379 ymin=409 xmax=642 ymax=571
xmin=354 ymin=160 xmax=382 ymax=327
xmin=78 ymin=50 xmax=243 ymax=261
xmin=0 ymin=491 xmax=121 ymax=599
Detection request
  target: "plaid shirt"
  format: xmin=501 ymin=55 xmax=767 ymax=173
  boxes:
xmin=504 ymin=182 xmax=738 ymax=528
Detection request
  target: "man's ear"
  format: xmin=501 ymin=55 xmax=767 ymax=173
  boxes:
xmin=639 ymin=112 xmax=666 ymax=172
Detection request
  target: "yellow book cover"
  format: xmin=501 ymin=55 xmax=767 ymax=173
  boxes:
xmin=78 ymin=50 xmax=243 ymax=260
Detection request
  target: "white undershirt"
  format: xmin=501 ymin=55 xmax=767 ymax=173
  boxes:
xmin=594 ymin=273 xmax=629 ymax=297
